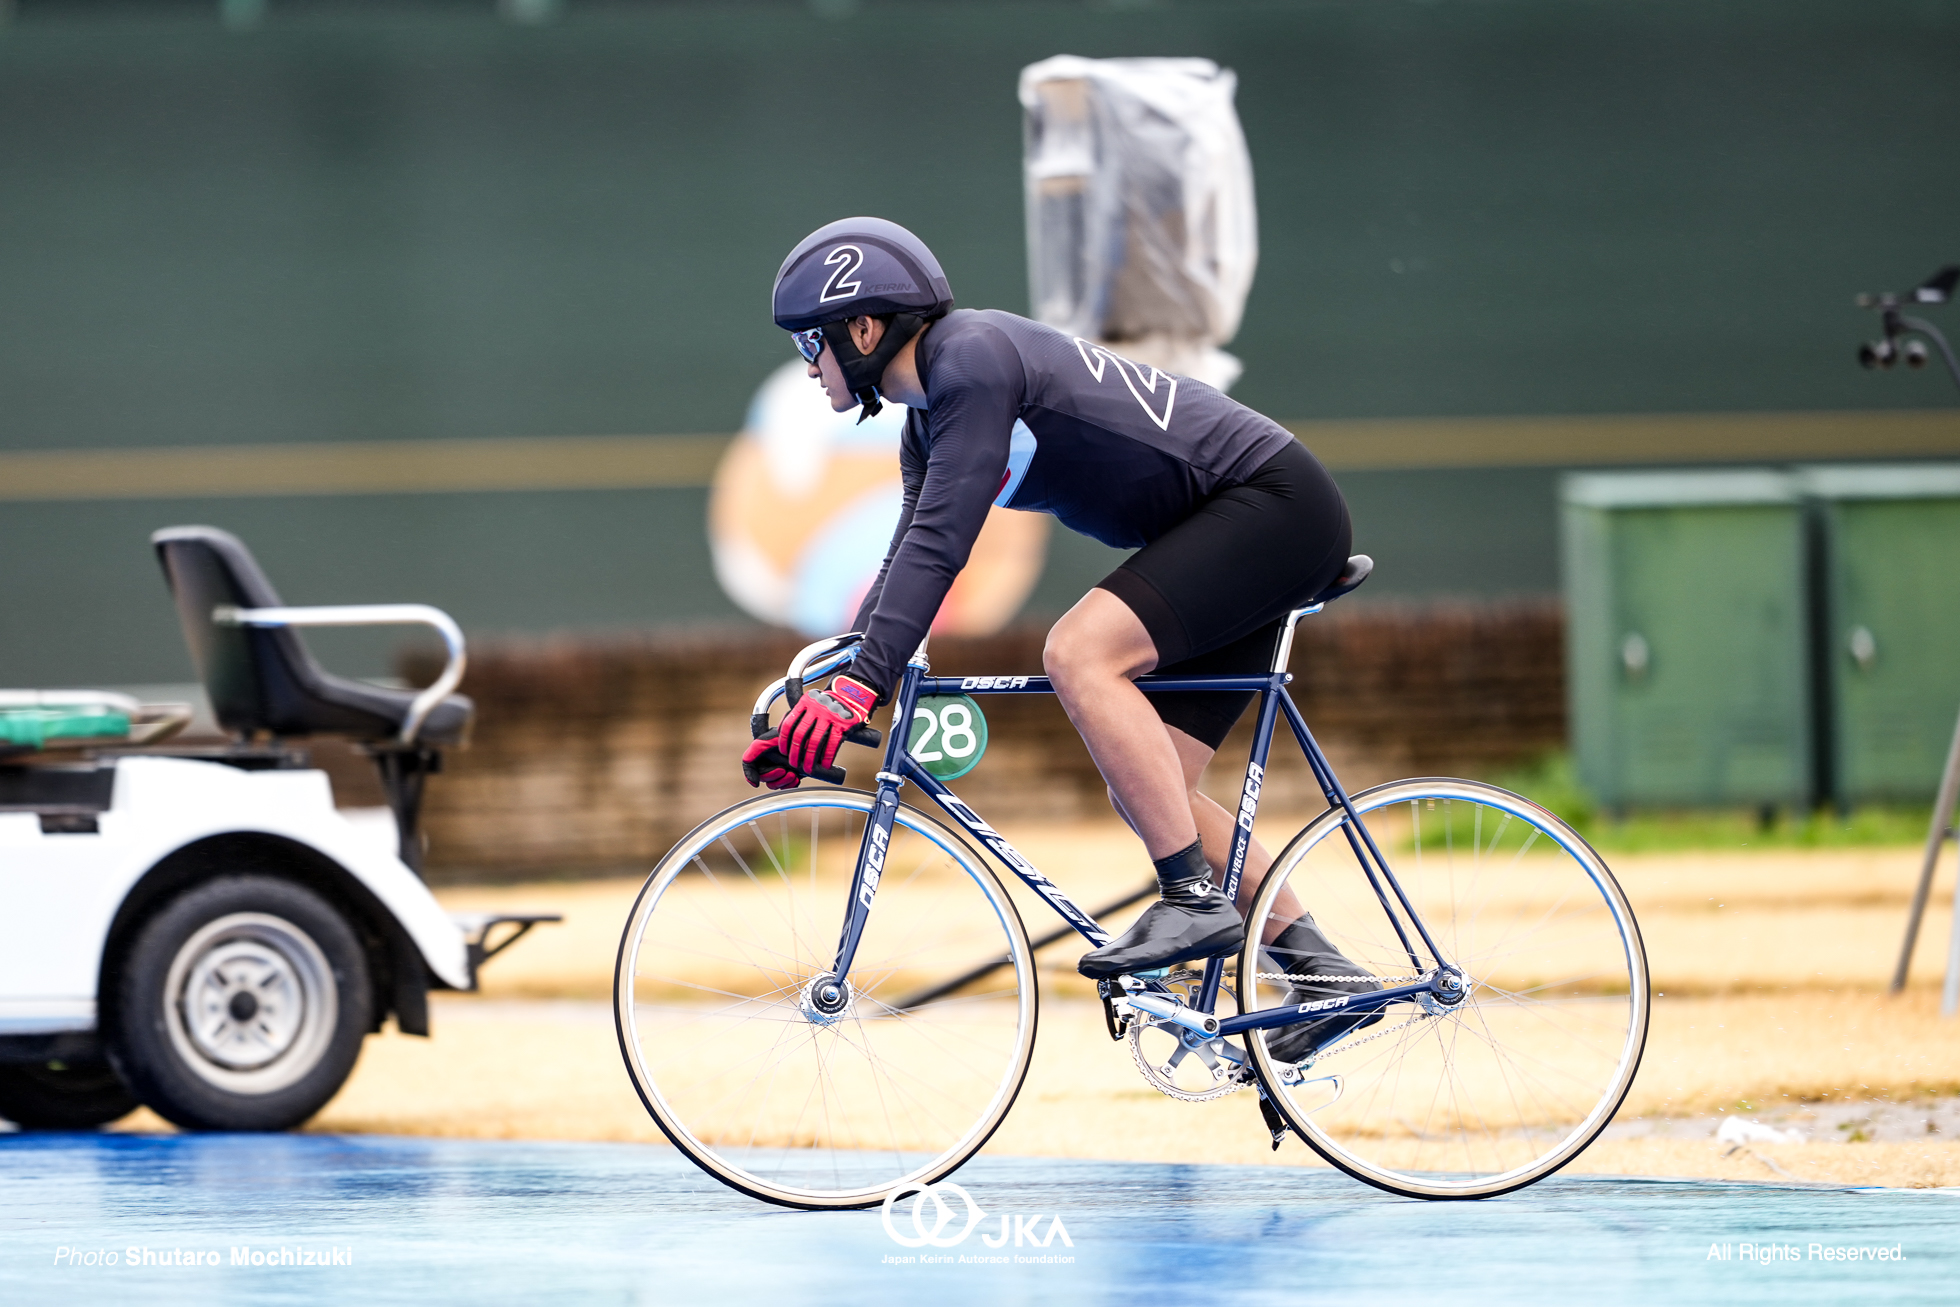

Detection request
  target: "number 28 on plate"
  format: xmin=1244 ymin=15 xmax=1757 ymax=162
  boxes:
xmin=907 ymin=694 xmax=988 ymax=780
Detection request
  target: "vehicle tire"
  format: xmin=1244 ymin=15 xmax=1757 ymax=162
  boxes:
xmin=1239 ymin=778 xmax=1649 ymax=1200
xmin=107 ymin=876 xmax=372 ymax=1132
xmin=0 ymin=1061 xmax=140 ymax=1130
xmin=616 ymin=788 xmax=1038 ymax=1210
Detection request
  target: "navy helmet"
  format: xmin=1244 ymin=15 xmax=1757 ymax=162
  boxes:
xmin=772 ymin=217 xmax=954 ymax=332
xmin=772 ymin=218 xmax=954 ymax=422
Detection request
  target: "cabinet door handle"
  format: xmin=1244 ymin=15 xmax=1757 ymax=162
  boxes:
xmin=1620 ymin=632 xmax=1650 ymax=681
xmin=1848 ymin=625 xmax=1877 ymax=672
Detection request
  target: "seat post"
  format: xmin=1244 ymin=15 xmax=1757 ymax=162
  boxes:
xmin=1270 ymin=604 xmax=1322 ymax=674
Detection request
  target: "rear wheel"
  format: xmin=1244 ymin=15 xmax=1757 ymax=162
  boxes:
xmin=1240 ymin=778 xmax=1648 ymax=1199
xmin=615 ymin=789 xmax=1037 ymax=1209
xmin=0 ymin=1061 xmax=139 ymax=1130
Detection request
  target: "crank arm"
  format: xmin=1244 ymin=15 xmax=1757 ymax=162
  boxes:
xmin=1124 ymin=991 xmax=1221 ymax=1038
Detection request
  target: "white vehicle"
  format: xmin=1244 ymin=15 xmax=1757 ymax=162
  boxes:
xmin=0 ymin=527 xmax=552 ymax=1132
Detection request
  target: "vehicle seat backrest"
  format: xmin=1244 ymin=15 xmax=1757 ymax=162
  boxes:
xmin=152 ymin=526 xmax=358 ymax=740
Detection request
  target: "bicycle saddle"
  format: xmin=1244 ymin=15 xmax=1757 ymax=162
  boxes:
xmin=1313 ymin=554 xmax=1374 ymax=604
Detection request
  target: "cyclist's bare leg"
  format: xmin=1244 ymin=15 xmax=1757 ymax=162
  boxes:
xmin=1051 ymin=591 xmax=1253 ymax=978
xmin=1107 ymin=725 xmax=1308 ymax=945
xmin=1043 ymin=588 xmax=1198 ymax=860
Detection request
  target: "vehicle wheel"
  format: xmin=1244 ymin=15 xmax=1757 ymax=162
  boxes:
xmin=107 ymin=876 xmax=372 ymax=1132
xmin=1240 ymin=778 xmax=1649 ymax=1199
xmin=616 ymin=788 xmax=1038 ymax=1210
xmin=0 ymin=1061 xmax=140 ymax=1130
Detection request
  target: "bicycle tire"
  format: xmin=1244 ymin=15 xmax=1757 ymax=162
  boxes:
xmin=1239 ymin=778 xmax=1649 ymax=1199
xmin=614 ymin=788 xmax=1038 ymax=1210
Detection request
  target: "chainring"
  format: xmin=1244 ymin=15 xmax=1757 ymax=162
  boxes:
xmin=1125 ymin=969 xmax=1247 ymax=1103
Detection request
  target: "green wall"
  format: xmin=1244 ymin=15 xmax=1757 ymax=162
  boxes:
xmin=1 ymin=0 xmax=1956 ymax=685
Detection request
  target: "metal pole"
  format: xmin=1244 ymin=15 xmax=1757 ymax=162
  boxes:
xmin=1945 ymin=869 xmax=1960 ymax=1018
xmin=1894 ymin=704 xmax=1960 ymax=993
xmin=1898 ymin=315 xmax=1960 ymax=396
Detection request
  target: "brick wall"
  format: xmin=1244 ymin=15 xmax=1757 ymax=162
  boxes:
xmin=403 ymin=602 xmax=1565 ymax=881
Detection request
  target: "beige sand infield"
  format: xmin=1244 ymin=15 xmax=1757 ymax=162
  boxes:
xmin=115 ymin=817 xmax=1960 ymax=1187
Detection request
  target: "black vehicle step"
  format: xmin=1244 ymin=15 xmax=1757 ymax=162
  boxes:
xmin=450 ymin=913 xmax=564 ymax=989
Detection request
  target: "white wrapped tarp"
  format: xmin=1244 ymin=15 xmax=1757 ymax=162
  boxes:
xmin=1019 ymin=55 xmax=1258 ymax=390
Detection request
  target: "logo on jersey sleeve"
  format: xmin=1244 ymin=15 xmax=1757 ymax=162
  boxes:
xmin=993 ymin=420 xmax=1038 ymax=507
xmin=1073 ymin=338 xmax=1178 ymax=431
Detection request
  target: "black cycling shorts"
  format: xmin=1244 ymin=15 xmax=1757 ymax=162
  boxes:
xmin=1096 ymin=439 xmax=1351 ymax=751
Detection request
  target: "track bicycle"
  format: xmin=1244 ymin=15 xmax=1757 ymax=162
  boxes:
xmin=614 ymin=559 xmax=1649 ymax=1209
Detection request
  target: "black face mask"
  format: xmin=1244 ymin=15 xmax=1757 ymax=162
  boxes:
xmin=819 ymin=313 xmax=928 ymax=422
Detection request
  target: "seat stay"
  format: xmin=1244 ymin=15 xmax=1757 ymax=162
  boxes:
xmin=1279 ymin=690 xmax=1442 ymax=974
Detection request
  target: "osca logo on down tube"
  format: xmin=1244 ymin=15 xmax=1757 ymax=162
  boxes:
xmin=880 ymin=1182 xmax=1073 ymax=1250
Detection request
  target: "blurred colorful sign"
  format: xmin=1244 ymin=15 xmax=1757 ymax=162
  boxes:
xmin=708 ymin=360 xmax=1049 ymax=637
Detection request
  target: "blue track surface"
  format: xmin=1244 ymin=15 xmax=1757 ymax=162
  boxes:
xmin=1 ymin=1134 xmax=1953 ymax=1305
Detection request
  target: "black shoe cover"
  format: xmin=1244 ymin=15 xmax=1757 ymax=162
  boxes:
xmin=1262 ymin=917 xmax=1383 ymax=1064
xmin=1077 ymin=889 xmax=1245 ymax=980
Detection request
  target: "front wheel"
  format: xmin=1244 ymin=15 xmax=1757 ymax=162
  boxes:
xmin=615 ymin=789 xmax=1037 ymax=1210
xmin=1240 ymin=778 xmax=1649 ymax=1199
xmin=107 ymin=876 xmax=372 ymax=1131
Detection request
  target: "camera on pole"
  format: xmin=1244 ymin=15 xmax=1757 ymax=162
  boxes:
xmin=1854 ymin=265 xmax=1960 ymax=390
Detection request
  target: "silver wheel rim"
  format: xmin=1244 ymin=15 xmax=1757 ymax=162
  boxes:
xmin=615 ymin=790 xmax=1037 ymax=1208
xmin=163 ymin=912 xmax=338 ymax=1096
xmin=1243 ymin=779 xmax=1649 ymax=1198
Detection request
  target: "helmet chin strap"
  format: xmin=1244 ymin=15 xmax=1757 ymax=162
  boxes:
xmin=819 ymin=314 xmax=927 ymax=422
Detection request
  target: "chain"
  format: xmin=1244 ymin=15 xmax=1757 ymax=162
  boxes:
xmin=1228 ymin=1010 xmax=1441 ymax=1092
xmin=1299 ymin=1011 xmax=1436 ymax=1062
xmin=1253 ymin=973 xmax=1422 ymax=985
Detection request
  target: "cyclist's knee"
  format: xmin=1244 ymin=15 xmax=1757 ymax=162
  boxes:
xmin=1042 ymin=619 xmax=1094 ymax=688
xmin=1045 ymin=591 xmax=1155 ymax=690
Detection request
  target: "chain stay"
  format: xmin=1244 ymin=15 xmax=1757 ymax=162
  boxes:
xmin=1288 ymin=1011 xmax=1436 ymax=1068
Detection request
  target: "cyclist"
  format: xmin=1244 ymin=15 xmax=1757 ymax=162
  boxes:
xmin=743 ymin=217 xmax=1378 ymax=1059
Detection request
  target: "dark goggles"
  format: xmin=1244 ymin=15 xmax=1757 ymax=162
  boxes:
xmin=791 ymin=327 xmax=826 ymax=364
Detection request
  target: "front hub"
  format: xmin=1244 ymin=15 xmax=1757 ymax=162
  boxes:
xmin=799 ymin=973 xmax=853 ymax=1026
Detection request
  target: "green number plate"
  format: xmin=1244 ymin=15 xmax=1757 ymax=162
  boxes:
xmin=908 ymin=694 xmax=988 ymax=781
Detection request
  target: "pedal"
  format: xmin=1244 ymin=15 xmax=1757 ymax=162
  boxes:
xmin=1097 ymin=980 xmax=1129 ymax=1042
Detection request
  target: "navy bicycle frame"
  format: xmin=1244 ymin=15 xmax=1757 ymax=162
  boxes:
xmin=822 ymin=654 xmax=1461 ymax=1039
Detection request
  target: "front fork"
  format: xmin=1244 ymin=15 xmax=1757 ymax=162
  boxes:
xmin=813 ymin=662 xmax=927 ymax=1011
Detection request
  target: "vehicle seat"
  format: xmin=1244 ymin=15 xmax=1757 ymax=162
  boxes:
xmin=152 ymin=526 xmax=473 ymax=747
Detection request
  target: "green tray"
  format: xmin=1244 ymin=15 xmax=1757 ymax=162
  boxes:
xmin=0 ymin=706 xmax=132 ymax=749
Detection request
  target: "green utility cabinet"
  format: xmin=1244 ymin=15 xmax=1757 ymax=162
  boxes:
xmin=1801 ymin=464 xmax=1960 ymax=805
xmin=1562 ymin=472 xmax=1812 ymax=809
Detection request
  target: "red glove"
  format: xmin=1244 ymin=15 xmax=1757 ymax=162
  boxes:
xmin=741 ymin=674 xmax=878 ymax=789
xmin=740 ymin=737 xmax=803 ymax=790
xmin=781 ymin=674 xmax=877 ymax=774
